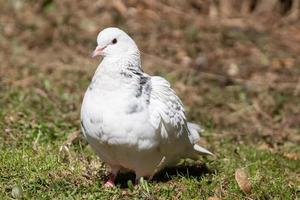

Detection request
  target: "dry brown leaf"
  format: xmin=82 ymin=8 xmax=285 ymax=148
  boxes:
xmin=235 ymin=168 xmax=251 ymax=194
xmin=257 ymin=143 xmax=273 ymax=152
xmin=284 ymin=152 xmax=299 ymax=160
xmin=207 ymin=196 xmax=220 ymax=200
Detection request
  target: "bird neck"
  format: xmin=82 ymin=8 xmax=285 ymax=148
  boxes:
xmin=96 ymin=50 xmax=142 ymax=75
xmin=90 ymin=50 xmax=143 ymax=92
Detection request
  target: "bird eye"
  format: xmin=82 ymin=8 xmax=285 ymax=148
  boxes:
xmin=112 ymin=38 xmax=117 ymax=44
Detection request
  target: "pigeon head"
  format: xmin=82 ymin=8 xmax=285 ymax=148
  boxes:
xmin=92 ymin=27 xmax=139 ymax=58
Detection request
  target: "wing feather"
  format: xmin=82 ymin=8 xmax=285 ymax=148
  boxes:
xmin=148 ymin=76 xmax=187 ymax=139
xmin=140 ymin=75 xmax=212 ymax=155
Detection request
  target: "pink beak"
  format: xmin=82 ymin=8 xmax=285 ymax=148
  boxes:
xmin=92 ymin=46 xmax=106 ymax=58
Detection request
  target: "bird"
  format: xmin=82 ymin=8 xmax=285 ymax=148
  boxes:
xmin=80 ymin=27 xmax=213 ymax=187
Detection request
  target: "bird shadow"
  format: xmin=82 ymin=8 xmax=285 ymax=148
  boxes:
xmin=110 ymin=163 xmax=213 ymax=188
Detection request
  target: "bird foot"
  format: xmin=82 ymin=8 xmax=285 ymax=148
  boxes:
xmin=104 ymin=179 xmax=115 ymax=188
xmin=134 ymin=179 xmax=139 ymax=186
xmin=134 ymin=177 xmax=141 ymax=186
xmin=104 ymin=175 xmax=116 ymax=188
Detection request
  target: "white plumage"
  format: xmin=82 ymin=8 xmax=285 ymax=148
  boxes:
xmin=80 ymin=27 xmax=212 ymax=187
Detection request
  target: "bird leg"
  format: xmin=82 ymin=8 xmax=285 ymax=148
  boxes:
xmin=104 ymin=174 xmax=116 ymax=187
xmin=104 ymin=166 xmax=119 ymax=188
xmin=134 ymin=176 xmax=140 ymax=186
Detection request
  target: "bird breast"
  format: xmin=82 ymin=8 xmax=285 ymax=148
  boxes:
xmin=81 ymin=77 xmax=157 ymax=150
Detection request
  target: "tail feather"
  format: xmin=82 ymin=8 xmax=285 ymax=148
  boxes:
xmin=187 ymin=122 xmax=202 ymax=143
xmin=187 ymin=122 xmax=214 ymax=156
xmin=193 ymin=144 xmax=214 ymax=156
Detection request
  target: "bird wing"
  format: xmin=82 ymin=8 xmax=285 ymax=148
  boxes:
xmin=148 ymin=76 xmax=188 ymax=139
xmin=147 ymin=76 xmax=213 ymax=155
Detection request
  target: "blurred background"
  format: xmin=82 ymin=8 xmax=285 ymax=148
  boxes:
xmin=1 ymin=0 xmax=299 ymax=143
xmin=0 ymin=0 xmax=300 ymax=198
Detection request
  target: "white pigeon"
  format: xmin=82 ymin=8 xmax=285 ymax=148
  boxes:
xmin=80 ymin=27 xmax=212 ymax=187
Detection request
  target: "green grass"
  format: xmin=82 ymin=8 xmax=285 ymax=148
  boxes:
xmin=1 ymin=83 xmax=299 ymax=199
